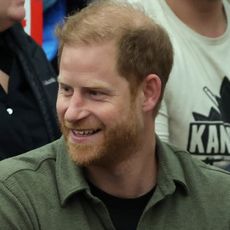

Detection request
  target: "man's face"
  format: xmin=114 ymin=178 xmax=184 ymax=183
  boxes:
xmin=0 ymin=0 xmax=25 ymax=30
xmin=57 ymin=42 xmax=144 ymax=167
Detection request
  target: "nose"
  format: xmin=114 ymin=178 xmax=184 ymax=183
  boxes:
xmin=64 ymin=92 xmax=90 ymax=122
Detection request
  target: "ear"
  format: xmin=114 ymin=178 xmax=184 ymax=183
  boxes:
xmin=142 ymin=74 xmax=161 ymax=112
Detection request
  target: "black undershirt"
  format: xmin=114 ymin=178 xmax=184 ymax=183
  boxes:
xmin=89 ymin=181 xmax=154 ymax=230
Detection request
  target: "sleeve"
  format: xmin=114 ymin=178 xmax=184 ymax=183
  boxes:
xmin=0 ymin=182 xmax=34 ymax=230
xmin=155 ymin=99 xmax=170 ymax=142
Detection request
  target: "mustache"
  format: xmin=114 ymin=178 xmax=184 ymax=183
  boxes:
xmin=62 ymin=120 xmax=104 ymax=130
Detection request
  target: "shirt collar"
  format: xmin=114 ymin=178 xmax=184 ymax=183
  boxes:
xmin=155 ymin=136 xmax=189 ymax=196
xmin=56 ymin=137 xmax=89 ymax=206
xmin=55 ymin=136 xmax=189 ymax=206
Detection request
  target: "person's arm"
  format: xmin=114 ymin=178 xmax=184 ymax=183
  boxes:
xmin=155 ymin=99 xmax=170 ymax=142
xmin=0 ymin=182 xmax=34 ymax=230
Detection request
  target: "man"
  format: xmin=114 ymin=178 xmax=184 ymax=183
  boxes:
xmin=0 ymin=1 xmax=230 ymax=229
xmin=0 ymin=0 xmax=60 ymax=159
xmin=125 ymin=0 xmax=230 ymax=169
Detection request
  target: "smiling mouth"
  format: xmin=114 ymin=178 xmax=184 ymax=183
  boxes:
xmin=72 ymin=129 xmax=101 ymax=136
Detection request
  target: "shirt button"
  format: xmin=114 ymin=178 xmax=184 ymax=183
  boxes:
xmin=6 ymin=108 xmax=13 ymax=115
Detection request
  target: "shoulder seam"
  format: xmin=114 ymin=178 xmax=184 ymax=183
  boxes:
xmin=0 ymin=156 xmax=56 ymax=182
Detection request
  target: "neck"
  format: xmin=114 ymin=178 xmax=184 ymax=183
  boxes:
xmin=166 ymin=0 xmax=227 ymax=37
xmin=86 ymin=133 xmax=157 ymax=198
xmin=0 ymin=20 xmax=14 ymax=33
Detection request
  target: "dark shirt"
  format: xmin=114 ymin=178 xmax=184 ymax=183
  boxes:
xmin=0 ymin=35 xmax=12 ymax=74
xmin=89 ymin=181 xmax=154 ymax=230
xmin=0 ymin=33 xmax=49 ymax=158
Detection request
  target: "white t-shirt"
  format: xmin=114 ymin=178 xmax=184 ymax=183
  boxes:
xmin=127 ymin=0 xmax=230 ymax=168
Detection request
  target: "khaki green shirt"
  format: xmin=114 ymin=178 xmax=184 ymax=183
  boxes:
xmin=0 ymin=137 xmax=230 ymax=230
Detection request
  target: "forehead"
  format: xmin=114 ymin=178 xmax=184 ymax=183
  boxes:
xmin=59 ymin=42 xmax=127 ymax=86
xmin=60 ymin=42 xmax=117 ymax=69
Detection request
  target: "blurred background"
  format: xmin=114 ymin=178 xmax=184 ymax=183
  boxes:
xmin=23 ymin=0 xmax=90 ymax=73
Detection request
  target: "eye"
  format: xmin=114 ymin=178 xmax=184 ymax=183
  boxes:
xmin=59 ymin=83 xmax=73 ymax=96
xmin=87 ymin=89 xmax=107 ymax=100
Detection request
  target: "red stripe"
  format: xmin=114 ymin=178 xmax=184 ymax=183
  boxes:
xmin=31 ymin=0 xmax=43 ymax=45
xmin=21 ymin=19 xmax=26 ymax=28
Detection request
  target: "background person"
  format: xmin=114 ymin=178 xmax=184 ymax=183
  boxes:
xmin=126 ymin=0 xmax=230 ymax=170
xmin=0 ymin=0 xmax=60 ymax=159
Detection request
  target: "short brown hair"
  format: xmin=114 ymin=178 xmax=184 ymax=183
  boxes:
xmin=56 ymin=0 xmax=173 ymax=106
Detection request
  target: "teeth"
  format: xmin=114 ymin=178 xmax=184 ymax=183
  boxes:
xmin=74 ymin=129 xmax=97 ymax=136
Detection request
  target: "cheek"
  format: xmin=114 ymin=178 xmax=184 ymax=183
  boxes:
xmin=87 ymin=105 xmax=119 ymax=127
xmin=105 ymin=104 xmax=131 ymax=125
xmin=8 ymin=4 xmax=25 ymax=21
xmin=56 ymin=97 xmax=67 ymax=119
